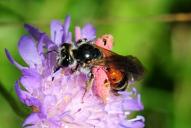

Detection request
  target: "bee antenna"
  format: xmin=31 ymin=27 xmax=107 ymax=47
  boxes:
xmin=46 ymin=50 xmax=58 ymax=54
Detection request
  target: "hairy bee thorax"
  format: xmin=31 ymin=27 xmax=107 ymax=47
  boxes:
xmin=73 ymin=43 xmax=102 ymax=65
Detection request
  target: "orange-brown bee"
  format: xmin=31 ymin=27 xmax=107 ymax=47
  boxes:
xmin=91 ymin=44 xmax=145 ymax=91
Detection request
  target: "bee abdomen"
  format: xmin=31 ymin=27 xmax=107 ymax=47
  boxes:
xmin=112 ymin=75 xmax=128 ymax=91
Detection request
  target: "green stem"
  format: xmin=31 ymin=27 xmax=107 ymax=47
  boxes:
xmin=0 ymin=82 xmax=28 ymax=118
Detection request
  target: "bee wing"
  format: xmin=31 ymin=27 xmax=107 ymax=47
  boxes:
xmin=122 ymin=55 xmax=145 ymax=82
xmin=93 ymin=44 xmax=117 ymax=58
xmin=93 ymin=44 xmax=145 ymax=82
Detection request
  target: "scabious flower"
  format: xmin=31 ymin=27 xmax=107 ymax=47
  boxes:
xmin=5 ymin=16 xmax=145 ymax=128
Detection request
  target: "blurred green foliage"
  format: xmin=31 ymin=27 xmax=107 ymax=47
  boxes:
xmin=0 ymin=0 xmax=191 ymax=128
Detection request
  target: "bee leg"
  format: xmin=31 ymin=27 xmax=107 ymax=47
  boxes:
xmin=86 ymin=72 xmax=94 ymax=91
xmin=53 ymin=66 xmax=61 ymax=73
xmin=71 ymin=63 xmax=79 ymax=73
xmin=51 ymin=66 xmax=61 ymax=81
xmin=82 ymin=72 xmax=94 ymax=103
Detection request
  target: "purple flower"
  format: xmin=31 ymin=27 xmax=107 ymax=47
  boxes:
xmin=5 ymin=16 xmax=145 ymax=128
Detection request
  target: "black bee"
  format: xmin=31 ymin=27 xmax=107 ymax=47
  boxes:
xmin=56 ymin=43 xmax=74 ymax=68
xmin=55 ymin=39 xmax=102 ymax=72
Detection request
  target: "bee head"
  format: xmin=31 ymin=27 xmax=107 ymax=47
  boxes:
xmin=58 ymin=43 xmax=74 ymax=67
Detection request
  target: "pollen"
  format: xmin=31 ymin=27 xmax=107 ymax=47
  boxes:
xmin=63 ymin=95 xmax=71 ymax=103
xmin=31 ymin=105 xmax=40 ymax=113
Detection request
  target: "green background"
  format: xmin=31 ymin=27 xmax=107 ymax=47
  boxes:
xmin=0 ymin=0 xmax=191 ymax=128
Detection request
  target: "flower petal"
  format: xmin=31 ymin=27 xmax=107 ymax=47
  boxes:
xmin=120 ymin=90 xmax=144 ymax=111
xmin=81 ymin=24 xmax=96 ymax=41
xmin=24 ymin=24 xmax=56 ymax=61
xmin=64 ymin=31 xmax=72 ymax=43
xmin=63 ymin=16 xmax=70 ymax=34
xmin=50 ymin=16 xmax=71 ymax=46
xmin=18 ymin=36 xmax=42 ymax=67
xmin=15 ymin=81 xmax=42 ymax=108
xmin=75 ymin=26 xmax=82 ymax=42
xmin=62 ymin=15 xmax=71 ymax=43
xmin=15 ymin=81 xmax=32 ymax=105
xmin=20 ymin=68 xmax=41 ymax=93
xmin=37 ymin=36 xmax=46 ymax=60
xmin=122 ymin=97 xmax=143 ymax=111
xmin=50 ymin=20 xmax=64 ymax=46
xmin=105 ymin=100 xmax=123 ymax=114
xmin=23 ymin=113 xmax=41 ymax=128
xmin=24 ymin=24 xmax=43 ymax=41
xmin=5 ymin=49 xmax=25 ymax=70
xmin=120 ymin=115 xmax=145 ymax=128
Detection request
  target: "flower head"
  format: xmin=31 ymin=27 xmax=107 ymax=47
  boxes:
xmin=5 ymin=16 xmax=145 ymax=128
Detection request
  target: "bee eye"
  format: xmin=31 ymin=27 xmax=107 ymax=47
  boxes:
xmin=93 ymin=48 xmax=101 ymax=58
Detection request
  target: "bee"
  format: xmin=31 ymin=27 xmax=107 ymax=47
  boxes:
xmin=54 ymin=40 xmax=102 ymax=72
xmin=87 ymin=44 xmax=144 ymax=91
xmin=54 ymin=36 xmax=144 ymax=92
